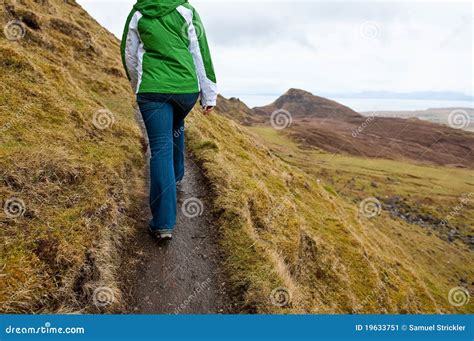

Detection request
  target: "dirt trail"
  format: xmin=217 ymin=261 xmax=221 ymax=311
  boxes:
xmin=122 ymin=154 xmax=232 ymax=314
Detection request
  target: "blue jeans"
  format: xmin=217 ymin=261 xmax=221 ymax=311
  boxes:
xmin=137 ymin=93 xmax=199 ymax=231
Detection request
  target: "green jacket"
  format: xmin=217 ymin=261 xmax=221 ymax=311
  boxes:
xmin=121 ymin=0 xmax=217 ymax=107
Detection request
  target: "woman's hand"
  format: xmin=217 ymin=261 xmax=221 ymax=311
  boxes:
xmin=203 ymin=106 xmax=214 ymax=115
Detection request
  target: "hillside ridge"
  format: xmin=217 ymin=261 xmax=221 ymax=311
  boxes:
xmin=247 ymin=89 xmax=474 ymax=168
xmin=254 ymin=88 xmax=362 ymax=119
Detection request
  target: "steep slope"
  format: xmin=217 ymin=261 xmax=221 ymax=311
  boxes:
xmin=1 ymin=0 xmax=145 ymax=312
xmin=253 ymin=89 xmax=474 ymax=168
xmin=2 ymin=0 xmax=472 ymax=315
xmin=215 ymin=95 xmax=259 ymax=126
xmin=185 ymin=101 xmax=473 ymax=314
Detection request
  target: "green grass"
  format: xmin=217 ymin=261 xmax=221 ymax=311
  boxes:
xmin=185 ymin=117 xmax=473 ymax=313
xmin=249 ymin=126 xmax=474 ymax=231
xmin=0 ymin=0 xmax=145 ymax=313
xmin=2 ymin=0 xmax=472 ymax=315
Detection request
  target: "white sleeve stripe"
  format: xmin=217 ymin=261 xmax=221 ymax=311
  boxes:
xmin=135 ymin=42 xmax=146 ymax=94
xmin=177 ymin=5 xmax=217 ymax=107
xmin=124 ymin=11 xmax=144 ymax=93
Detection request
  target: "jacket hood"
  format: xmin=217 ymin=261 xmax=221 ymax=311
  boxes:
xmin=134 ymin=0 xmax=188 ymax=18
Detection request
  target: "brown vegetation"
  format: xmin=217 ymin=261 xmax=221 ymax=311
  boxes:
xmin=0 ymin=0 xmax=145 ymax=313
xmin=253 ymin=89 xmax=474 ymax=168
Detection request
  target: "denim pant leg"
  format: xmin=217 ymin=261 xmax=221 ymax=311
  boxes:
xmin=138 ymin=100 xmax=177 ymax=231
xmin=171 ymin=93 xmax=199 ymax=183
xmin=173 ymin=118 xmax=185 ymax=183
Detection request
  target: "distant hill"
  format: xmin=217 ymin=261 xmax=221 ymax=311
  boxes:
xmin=249 ymin=89 xmax=474 ymax=168
xmin=254 ymin=88 xmax=361 ymax=120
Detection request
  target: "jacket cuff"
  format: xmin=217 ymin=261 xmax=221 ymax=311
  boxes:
xmin=200 ymin=95 xmax=217 ymax=108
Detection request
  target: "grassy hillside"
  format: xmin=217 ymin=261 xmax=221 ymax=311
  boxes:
xmin=0 ymin=0 xmax=145 ymax=312
xmin=250 ymin=126 xmax=474 ymax=250
xmin=186 ymin=108 xmax=474 ymax=314
xmin=1 ymin=0 xmax=472 ymax=315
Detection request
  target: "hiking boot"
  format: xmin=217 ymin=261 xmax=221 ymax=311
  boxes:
xmin=148 ymin=225 xmax=172 ymax=241
xmin=155 ymin=231 xmax=172 ymax=241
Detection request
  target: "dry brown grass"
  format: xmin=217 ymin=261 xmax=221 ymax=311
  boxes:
xmin=186 ymin=108 xmax=474 ymax=314
xmin=1 ymin=0 xmax=472 ymax=315
xmin=0 ymin=0 xmax=145 ymax=312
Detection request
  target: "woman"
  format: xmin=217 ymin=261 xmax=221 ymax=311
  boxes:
xmin=121 ymin=0 xmax=216 ymax=241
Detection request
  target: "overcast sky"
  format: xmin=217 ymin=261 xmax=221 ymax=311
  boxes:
xmin=77 ymin=1 xmax=473 ymax=107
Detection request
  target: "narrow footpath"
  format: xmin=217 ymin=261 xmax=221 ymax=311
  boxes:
xmin=122 ymin=154 xmax=232 ymax=314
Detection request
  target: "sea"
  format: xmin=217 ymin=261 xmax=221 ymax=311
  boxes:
xmin=239 ymin=95 xmax=474 ymax=112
